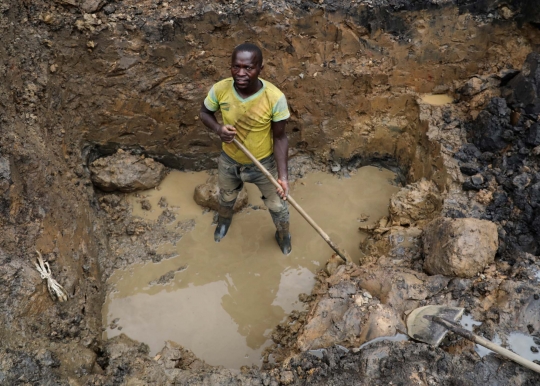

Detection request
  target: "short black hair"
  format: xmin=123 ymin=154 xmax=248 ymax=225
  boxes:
xmin=232 ymin=43 xmax=263 ymax=66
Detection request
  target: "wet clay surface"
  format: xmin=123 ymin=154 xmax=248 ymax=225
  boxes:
xmin=103 ymin=167 xmax=398 ymax=368
xmin=420 ymin=94 xmax=454 ymax=106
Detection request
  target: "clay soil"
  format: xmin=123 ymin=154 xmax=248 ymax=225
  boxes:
xmin=2 ymin=0 xmax=540 ymax=385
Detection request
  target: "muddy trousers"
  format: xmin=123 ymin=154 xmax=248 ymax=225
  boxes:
xmin=217 ymin=152 xmax=289 ymax=226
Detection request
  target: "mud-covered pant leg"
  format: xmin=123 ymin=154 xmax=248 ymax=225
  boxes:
xmin=243 ymin=154 xmax=289 ymax=226
xmin=218 ymin=153 xmax=243 ymax=209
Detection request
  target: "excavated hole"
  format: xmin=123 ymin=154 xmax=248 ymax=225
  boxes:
xmin=7 ymin=1 xmax=540 ymax=383
xmin=92 ymin=94 xmax=452 ymax=369
xmin=100 ymin=166 xmax=401 ymax=368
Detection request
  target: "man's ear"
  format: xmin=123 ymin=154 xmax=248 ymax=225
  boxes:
xmin=260 ymin=62 xmax=265 ymax=71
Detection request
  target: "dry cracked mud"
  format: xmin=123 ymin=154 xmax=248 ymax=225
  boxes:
xmin=2 ymin=0 xmax=540 ymax=384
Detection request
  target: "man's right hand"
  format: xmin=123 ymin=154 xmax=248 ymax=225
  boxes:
xmin=217 ymin=125 xmax=237 ymax=143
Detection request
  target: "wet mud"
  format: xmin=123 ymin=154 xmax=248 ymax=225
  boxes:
xmin=103 ymin=167 xmax=399 ymax=369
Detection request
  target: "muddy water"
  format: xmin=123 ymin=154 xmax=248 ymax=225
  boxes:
xmin=103 ymin=167 xmax=399 ymax=369
xmin=420 ymin=94 xmax=454 ymax=105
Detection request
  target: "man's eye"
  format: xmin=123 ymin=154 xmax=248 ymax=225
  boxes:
xmin=246 ymin=67 xmax=252 ymax=71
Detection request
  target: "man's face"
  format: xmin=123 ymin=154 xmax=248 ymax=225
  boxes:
xmin=230 ymin=50 xmax=262 ymax=90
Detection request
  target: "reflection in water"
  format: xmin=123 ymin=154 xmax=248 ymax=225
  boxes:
xmin=103 ymin=167 xmax=399 ymax=368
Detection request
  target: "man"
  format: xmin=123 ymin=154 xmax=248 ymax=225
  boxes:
xmin=199 ymin=42 xmax=292 ymax=255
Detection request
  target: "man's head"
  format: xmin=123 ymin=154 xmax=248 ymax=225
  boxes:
xmin=231 ymin=43 xmax=264 ymax=91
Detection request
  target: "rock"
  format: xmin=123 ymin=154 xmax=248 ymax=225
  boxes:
xmin=103 ymin=3 xmax=116 ymax=14
xmin=475 ymin=190 xmax=493 ymax=205
xmin=89 ymin=150 xmax=167 ymax=192
xmin=80 ymin=0 xmax=106 ymax=13
xmin=0 ymin=156 xmax=10 ymax=194
xmin=471 ymin=174 xmax=484 ymax=186
xmin=471 ymin=98 xmax=511 ymax=152
xmin=459 ymin=162 xmax=480 ymax=176
xmin=512 ymin=173 xmax=531 ymax=190
xmin=389 ymin=179 xmax=442 ymax=226
xmin=503 ymin=52 xmax=540 ymax=114
xmin=423 ymin=217 xmax=498 ymax=278
xmin=280 ymin=371 xmax=294 ymax=385
xmin=193 ymin=175 xmax=248 ymax=212
xmin=460 ymin=77 xmax=485 ymax=97
xmin=140 ymin=199 xmax=152 ymax=211
xmin=499 ymin=6 xmax=513 ymax=20
xmin=527 ymin=123 xmax=540 ymax=146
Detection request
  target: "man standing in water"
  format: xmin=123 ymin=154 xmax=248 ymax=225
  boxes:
xmin=199 ymin=43 xmax=292 ymax=255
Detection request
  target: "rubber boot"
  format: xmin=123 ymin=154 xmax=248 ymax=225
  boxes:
xmin=275 ymin=221 xmax=292 ymax=255
xmin=214 ymin=205 xmax=234 ymax=242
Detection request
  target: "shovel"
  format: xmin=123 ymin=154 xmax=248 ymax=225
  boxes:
xmin=406 ymin=305 xmax=540 ymax=374
xmin=232 ymin=138 xmax=352 ymax=264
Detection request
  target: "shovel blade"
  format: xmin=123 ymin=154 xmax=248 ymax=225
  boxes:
xmin=406 ymin=305 xmax=464 ymax=346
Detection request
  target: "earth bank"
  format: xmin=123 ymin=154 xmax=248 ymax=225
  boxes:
xmin=2 ymin=0 xmax=540 ymax=384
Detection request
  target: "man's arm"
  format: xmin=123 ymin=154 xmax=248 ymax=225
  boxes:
xmin=272 ymin=119 xmax=289 ymax=199
xmin=199 ymin=103 xmax=236 ymax=143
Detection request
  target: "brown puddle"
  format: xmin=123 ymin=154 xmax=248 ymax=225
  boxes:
xmin=420 ymin=94 xmax=454 ymax=106
xmin=102 ymin=166 xmax=399 ymax=369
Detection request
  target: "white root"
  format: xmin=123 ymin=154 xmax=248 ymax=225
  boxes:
xmin=35 ymin=250 xmax=68 ymax=302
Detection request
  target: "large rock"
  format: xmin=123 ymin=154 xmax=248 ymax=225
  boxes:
xmin=502 ymin=52 xmax=540 ymax=114
xmin=470 ymin=97 xmax=512 ymax=152
xmin=389 ymin=179 xmax=441 ymax=227
xmin=423 ymin=217 xmax=498 ymax=278
xmin=90 ymin=150 xmax=167 ymax=192
xmin=193 ymin=175 xmax=248 ymax=212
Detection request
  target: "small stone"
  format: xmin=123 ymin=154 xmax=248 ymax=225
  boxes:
xmin=512 ymin=173 xmax=531 ymax=190
xmin=103 ymin=4 xmax=116 ymax=14
xmin=140 ymin=199 xmax=152 ymax=211
xmin=50 ymin=64 xmax=58 ymax=73
xmin=499 ymin=6 xmax=513 ymax=20
xmin=460 ymin=162 xmax=480 ymax=176
xmin=280 ymin=371 xmax=294 ymax=385
xmin=331 ymin=163 xmax=341 ymax=172
xmin=531 ymin=346 xmax=539 ymax=353
xmin=471 ymin=174 xmax=484 ymax=186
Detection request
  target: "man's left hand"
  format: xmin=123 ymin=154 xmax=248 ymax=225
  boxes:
xmin=277 ymin=178 xmax=289 ymax=200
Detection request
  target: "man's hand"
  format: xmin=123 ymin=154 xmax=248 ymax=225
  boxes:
xmin=217 ymin=125 xmax=237 ymax=143
xmin=277 ymin=178 xmax=289 ymax=200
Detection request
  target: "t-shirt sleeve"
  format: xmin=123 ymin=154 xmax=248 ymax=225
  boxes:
xmin=203 ymin=85 xmax=219 ymax=112
xmin=271 ymin=94 xmax=290 ymax=122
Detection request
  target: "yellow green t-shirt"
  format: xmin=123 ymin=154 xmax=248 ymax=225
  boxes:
xmin=204 ymin=77 xmax=290 ymax=164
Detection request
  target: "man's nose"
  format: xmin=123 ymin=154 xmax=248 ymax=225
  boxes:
xmin=237 ymin=68 xmax=247 ymax=76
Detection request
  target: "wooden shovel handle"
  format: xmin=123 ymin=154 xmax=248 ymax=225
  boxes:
xmin=433 ymin=316 xmax=540 ymax=374
xmin=232 ymin=138 xmax=352 ymax=264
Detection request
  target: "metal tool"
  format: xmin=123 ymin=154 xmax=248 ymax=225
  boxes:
xmin=406 ymin=305 xmax=540 ymax=374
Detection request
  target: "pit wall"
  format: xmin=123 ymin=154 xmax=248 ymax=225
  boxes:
xmin=46 ymin=3 xmax=535 ymax=187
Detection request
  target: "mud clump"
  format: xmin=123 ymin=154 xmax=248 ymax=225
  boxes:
xmin=388 ymin=178 xmax=442 ymax=227
xmin=423 ymin=217 xmax=499 ymax=278
xmin=90 ymin=150 xmax=167 ymax=192
xmin=193 ymin=175 xmax=249 ymax=213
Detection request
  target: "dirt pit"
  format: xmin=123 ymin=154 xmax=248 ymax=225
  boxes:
xmin=103 ymin=167 xmax=399 ymax=368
